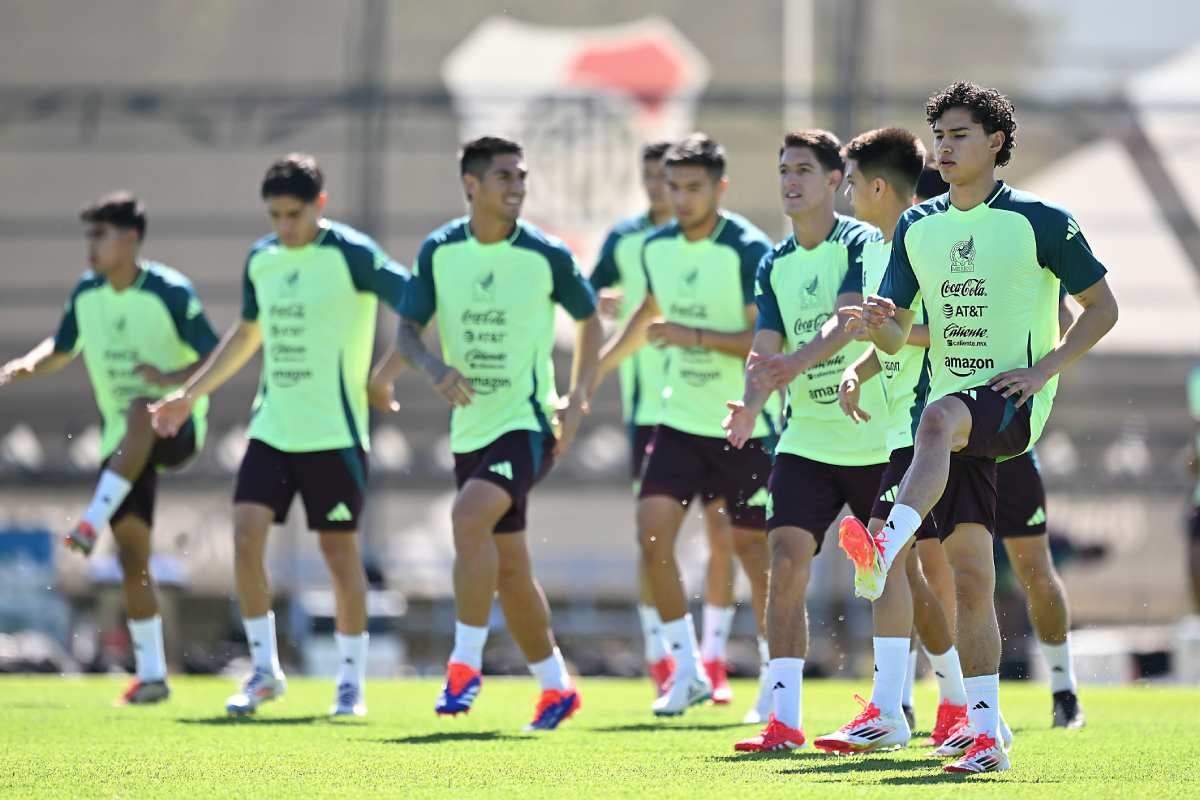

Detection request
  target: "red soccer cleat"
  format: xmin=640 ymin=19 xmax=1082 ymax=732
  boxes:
xmin=734 ymin=714 xmax=806 ymax=753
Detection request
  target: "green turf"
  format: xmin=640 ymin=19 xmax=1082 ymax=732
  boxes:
xmin=1 ymin=676 xmax=1197 ymax=798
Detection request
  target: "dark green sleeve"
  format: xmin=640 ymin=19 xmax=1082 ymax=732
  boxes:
xmin=589 ymin=229 xmax=622 ymax=290
xmin=163 ymin=283 xmax=219 ymax=355
xmin=1032 ymin=208 xmax=1108 ymax=294
xmin=754 ymin=253 xmax=785 ymax=335
xmin=740 ymin=239 xmax=770 ymax=305
xmin=53 ymin=289 xmax=81 ymax=354
xmin=549 ymin=249 xmax=597 ymax=320
xmin=339 ymin=239 xmax=411 ymax=312
xmin=241 ymin=254 xmax=259 ymax=321
xmin=838 ymin=236 xmax=867 ymax=295
xmin=398 ymin=237 xmax=438 ymax=326
xmin=879 ymin=217 xmax=920 ymax=309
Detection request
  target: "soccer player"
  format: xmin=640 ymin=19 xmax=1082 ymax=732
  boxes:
xmin=592 ymin=133 xmax=778 ymax=717
xmin=1190 ymin=363 xmax=1200 ymax=613
xmin=723 ymin=130 xmax=889 ymax=752
xmin=0 ymin=192 xmax=218 ymax=705
xmin=844 ymin=82 xmax=1118 ymax=773
xmin=369 ymin=136 xmax=600 ymax=731
xmin=150 ymin=154 xmax=409 ymax=718
xmin=813 ymin=128 xmax=971 ymax=754
xmin=591 ymin=141 xmax=758 ymax=711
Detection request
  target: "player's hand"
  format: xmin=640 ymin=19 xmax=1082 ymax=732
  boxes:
xmin=368 ymin=377 xmax=400 ymax=414
xmin=846 ymin=294 xmax=897 ymax=330
xmin=988 ymin=365 xmax=1050 ymax=407
xmin=647 ymin=321 xmax=695 ymax=348
xmin=149 ymin=391 xmax=196 ymax=436
xmin=133 ymin=364 xmax=171 ymax=387
xmin=838 ymin=369 xmax=871 ymax=423
xmin=0 ymin=357 xmax=34 ymax=387
xmin=722 ymin=400 xmax=756 ymax=449
xmin=552 ymin=393 xmax=590 ymax=457
xmin=748 ymin=352 xmax=800 ymax=392
xmin=597 ymin=289 xmax=623 ymax=320
xmin=838 ymin=305 xmax=870 ymax=341
xmin=430 ymin=365 xmax=474 ymax=407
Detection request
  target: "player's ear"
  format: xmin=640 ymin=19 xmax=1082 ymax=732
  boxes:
xmin=988 ymin=130 xmax=1005 ymax=158
xmin=315 ymin=191 xmax=329 ymax=214
xmin=828 ymin=168 xmax=845 ymax=192
xmin=714 ymin=174 xmax=730 ymax=201
xmin=461 ymin=174 xmax=478 ymax=204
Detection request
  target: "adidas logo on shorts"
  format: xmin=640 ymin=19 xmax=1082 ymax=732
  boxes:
xmin=326 ymin=502 xmax=353 ymax=523
xmin=489 ymin=461 xmax=514 ymax=480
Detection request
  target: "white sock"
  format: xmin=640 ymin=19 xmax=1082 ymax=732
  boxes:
xmin=880 ymin=504 xmax=922 ymax=568
xmin=964 ymin=674 xmax=1000 ymax=739
xmin=244 ymin=612 xmax=282 ymax=675
xmin=450 ymin=620 xmax=488 ymax=670
xmin=128 ymin=615 xmax=165 ymax=682
xmin=869 ymin=637 xmax=910 ymax=718
xmin=82 ymin=469 xmax=132 ymax=531
xmin=1040 ymin=637 xmax=1078 ymax=693
xmin=335 ymin=632 xmax=368 ymax=687
xmin=700 ymin=604 xmax=736 ymax=661
xmin=757 ymin=636 xmax=770 ymax=676
xmin=768 ymin=657 xmax=804 ymax=729
xmin=661 ymin=613 xmax=701 ymax=676
xmin=903 ymin=646 xmax=918 ymax=707
xmin=926 ymin=645 xmax=968 ymax=705
xmin=638 ymin=604 xmax=668 ymax=662
xmin=529 ymin=647 xmax=571 ymax=691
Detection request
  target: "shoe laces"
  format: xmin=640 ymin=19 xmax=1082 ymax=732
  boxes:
xmin=933 ymin=702 xmax=966 ymax=734
xmin=964 ymin=733 xmax=998 ymax=759
xmin=842 ymin=694 xmax=881 ymax=730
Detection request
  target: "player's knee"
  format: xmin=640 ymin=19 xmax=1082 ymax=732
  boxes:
xmin=731 ymin=528 xmax=765 ymax=563
xmin=916 ymin=402 xmax=956 ymax=443
xmin=497 ymin=555 xmax=531 ymax=587
xmin=116 ymin=545 xmax=150 ymax=578
xmin=768 ymin=534 xmax=811 ymax=587
xmin=952 ymin=561 xmax=994 ymax=609
xmin=125 ymin=397 xmax=154 ymax=426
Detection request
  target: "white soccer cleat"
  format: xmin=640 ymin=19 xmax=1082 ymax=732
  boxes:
xmin=742 ymin=669 xmax=773 ymax=725
xmin=932 ymin=713 xmax=1013 ymax=757
xmin=330 ymin=681 xmax=366 ymax=717
xmin=943 ymin=733 xmax=1011 ymax=774
xmin=813 ymin=695 xmax=911 ymax=754
xmin=226 ymin=669 xmax=287 ymax=716
xmin=651 ymin=670 xmax=712 ymax=717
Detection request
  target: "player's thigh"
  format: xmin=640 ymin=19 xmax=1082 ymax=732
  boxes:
xmin=452 ymin=479 xmax=513 ymax=535
xmin=636 ymin=495 xmax=688 ymax=549
xmin=453 ymin=430 xmax=549 ymax=535
xmin=942 ymin=522 xmax=996 ymax=594
xmin=949 ymin=386 xmax=1032 ymax=461
xmin=766 ymin=454 xmax=844 ymax=555
xmin=233 ymin=439 xmax=297 ymax=527
xmin=701 ymin=495 xmax=734 ymax=550
xmin=916 ymin=538 xmax=953 ymax=586
xmin=915 ymin=394 xmax=974 ymax=452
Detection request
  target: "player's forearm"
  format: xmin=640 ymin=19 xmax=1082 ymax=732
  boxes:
xmin=695 ymin=327 xmax=754 ymax=358
xmin=157 ymin=360 xmax=207 ymax=386
xmin=597 ymin=301 xmax=652 ymax=381
xmin=370 ymin=343 xmax=409 ymax=385
xmin=24 ymin=337 xmax=74 ymax=377
xmin=568 ymin=314 xmax=603 ymax=401
xmin=182 ymin=321 xmax=260 ymax=398
xmin=868 ymin=318 xmax=909 ymax=356
xmin=1035 ymin=297 xmax=1117 ymax=379
xmin=789 ymin=315 xmax=856 ymax=374
xmin=849 ymin=347 xmax=883 ymax=385
xmin=741 ymin=330 xmax=783 ymax=415
xmin=906 ymin=324 xmax=930 ymax=349
xmin=395 ymin=319 xmax=450 ymax=383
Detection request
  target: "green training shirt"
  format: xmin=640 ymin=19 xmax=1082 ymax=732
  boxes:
xmin=642 ymin=211 xmax=779 ymax=440
xmin=400 ymin=217 xmax=597 ymax=454
xmin=879 ymin=182 xmax=1108 ymax=452
xmin=54 ymin=261 xmax=219 ymax=460
xmin=590 ymin=213 xmax=668 ymax=427
xmin=861 ymin=239 xmax=930 ymax=452
xmin=241 ymin=220 xmax=409 ymax=453
xmin=756 ymin=215 xmax=890 ymax=466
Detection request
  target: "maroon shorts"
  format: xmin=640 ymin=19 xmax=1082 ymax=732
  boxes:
xmin=453 ymin=429 xmax=555 ymax=534
xmin=995 ymin=451 xmax=1047 ymax=538
xmin=234 ymin=439 xmax=368 ymax=532
xmin=630 ymin=424 xmax=655 ymax=484
xmin=766 ymin=453 xmax=885 ymax=552
xmin=638 ymin=425 xmax=772 ymax=528
xmin=870 ymin=446 xmax=939 ymax=542
xmin=1188 ymin=505 xmax=1200 ymax=543
xmin=105 ymin=417 xmax=197 ymax=527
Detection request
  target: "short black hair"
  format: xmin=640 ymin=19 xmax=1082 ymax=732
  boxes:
xmin=780 ymin=129 xmax=844 ymax=174
xmin=843 ymin=127 xmax=926 ymax=198
xmin=914 ymin=164 xmax=950 ymax=202
xmin=664 ymin=133 xmax=726 ymax=180
xmin=641 ymin=140 xmax=673 ymax=162
xmin=926 ymin=81 xmax=1017 ymax=168
xmin=261 ymin=153 xmax=324 ymax=202
xmin=80 ymin=191 xmax=146 ymax=241
xmin=460 ymin=136 xmax=524 ymax=179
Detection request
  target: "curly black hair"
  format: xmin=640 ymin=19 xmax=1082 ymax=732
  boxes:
xmin=925 ymin=82 xmax=1017 ymax=168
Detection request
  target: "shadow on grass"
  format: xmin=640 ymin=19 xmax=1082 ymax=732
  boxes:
xmin=378 ymin=731 xmax=526 ymax=745
xmin=177 ymin=715 xmax=325 ymax=726
xmin=592 ymin=721 xmax=748 ymax=733
xmin=779 ymin=755 xmax=939 ymax=776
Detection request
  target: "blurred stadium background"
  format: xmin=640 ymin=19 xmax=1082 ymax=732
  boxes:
xmin=1 ymin=0 xmax=1198 ymax=684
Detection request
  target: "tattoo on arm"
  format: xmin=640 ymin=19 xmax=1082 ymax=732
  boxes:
xmin=396 ymin=321 xmax=449 ymax=383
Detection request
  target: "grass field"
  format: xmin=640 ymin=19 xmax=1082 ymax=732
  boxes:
xmin=2 ymin=676 xmax=1197 ymax=799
